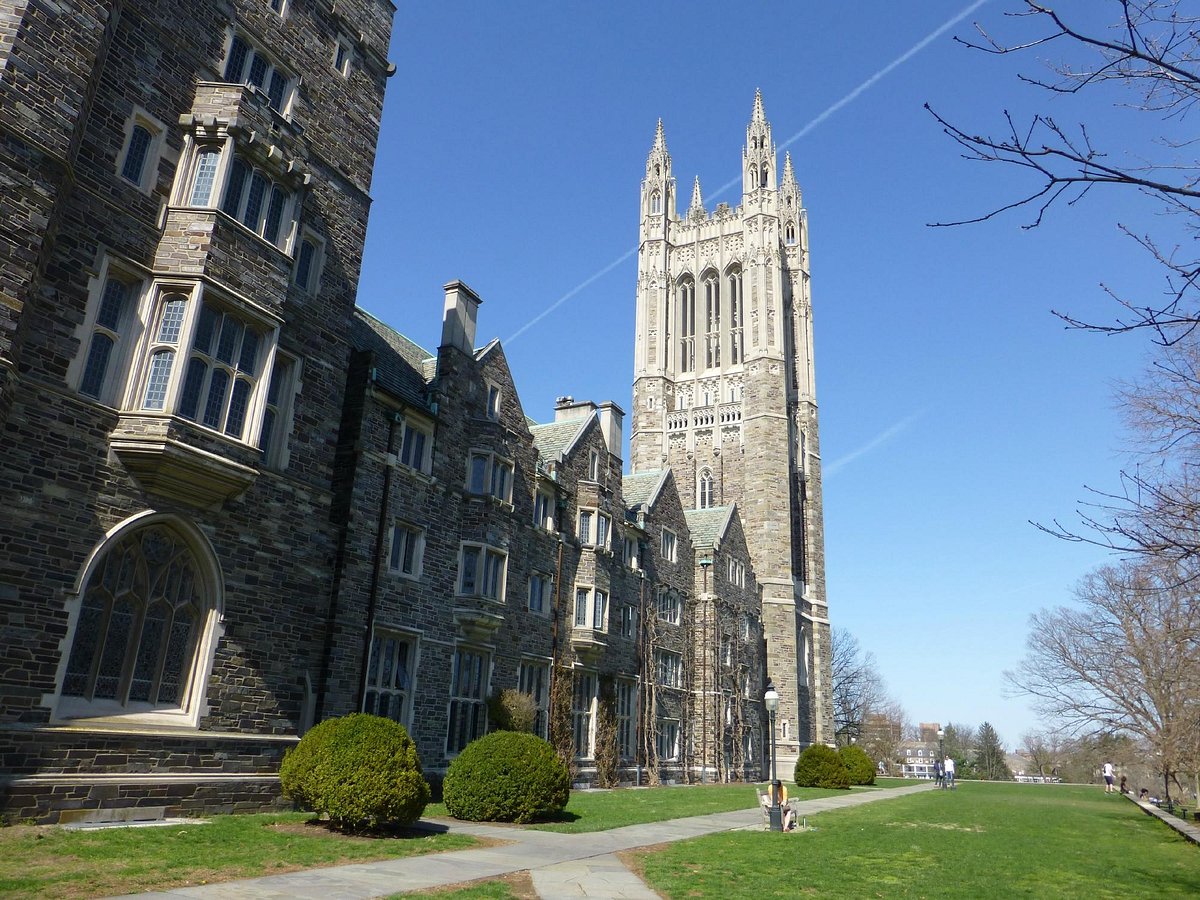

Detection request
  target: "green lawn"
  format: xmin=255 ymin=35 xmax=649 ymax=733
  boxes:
xmin=426 ymin=782 xmax=849 ymax=834
xmin=0 ymin=812 xmax=477 ymax=900
xmin=633 ymin=782 xmax=1200 ymax=898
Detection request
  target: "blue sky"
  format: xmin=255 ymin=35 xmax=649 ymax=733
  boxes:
xmin=357 ymin=1 xmax=1170 ymax=749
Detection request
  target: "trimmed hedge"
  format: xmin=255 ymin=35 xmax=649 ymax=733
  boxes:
xmin=794 ymin=743 xmax=851 ymax=789
xmin=444 ymin=731 xmax=570 ymax=823
xmin=280 ymin=713 xmax=429 ymax=830
xmin=839 ymin=744 xmax=877 ymax=785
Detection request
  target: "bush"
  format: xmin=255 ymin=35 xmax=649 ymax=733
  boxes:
xmin=279 ymin=713 xmax=429 ymax=830
xmin=487 ymin=688 xmax=538 ymax=733
xmin=839 ymin=744 xmax=877 ymax=785
xmin=444 ymin=731 xmax=570 ymax=823
xmin=794 ymin=743 xmax=851 ymax=789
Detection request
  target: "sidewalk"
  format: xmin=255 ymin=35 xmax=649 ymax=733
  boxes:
xmin=121 ymin=782 xmax=934 ymax=900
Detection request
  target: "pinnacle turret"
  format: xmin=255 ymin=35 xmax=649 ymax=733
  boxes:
xmin=744 ymin=90 xmax=775 ymax=193
xmin=751 ymin=88 xmax=766 ymax=125
xmin=688 ymin=176 xmax=704 ymax=217
xmin=646 ymin=118 xmax=672 ymax=178
xmin=651 ymin=118 xmax=667 ymax=155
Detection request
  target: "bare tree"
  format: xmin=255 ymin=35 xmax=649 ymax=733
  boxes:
xmin=929 ymin=0 xmax=1200 ymax=342
xmin=1021 ymin=728 xmax=1067 ymax=779
xmin=830 ymin=627 xmax=887 ymax=747
xmin=861 ymin=699 xmax=908 ymax=775
xmin=1006 ymin=558 xmax=1200 ymax=798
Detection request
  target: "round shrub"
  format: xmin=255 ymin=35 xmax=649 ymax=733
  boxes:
xmin=280 ymin=713 xmax=429 ymax=830
xmin=839 ymin=744 xmax=876 ymax=785
xmin=444 ymin=731 xmax=569 ymax=823
xmin=794 ymin=743 xmax=851 ymax=789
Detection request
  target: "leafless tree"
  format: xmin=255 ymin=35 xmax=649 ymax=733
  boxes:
xmin=1006 ymin=558 xmax=1200 ymax=797
xmin=1036 ymin=334 xmax=1200 ymax=560
xmin=861 ymin=699 xmax=909 ymax=775
xmin=1021 ymin=727 xmax=1068 ymax=779
xmin=831 ymin=627 xmax=888 ymax=747
xmin=929 ymin=0 xmax=1200 ymax=342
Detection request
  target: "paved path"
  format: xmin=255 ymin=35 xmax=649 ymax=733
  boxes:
xmin=122 ymin=782 xmax=933 ymax=899
xmin=1129 ymin=795 xmax=1200 ymax=846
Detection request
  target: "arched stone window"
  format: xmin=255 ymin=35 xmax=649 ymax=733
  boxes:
xmin=698 ymin=469 xmax=714 ymax=509
xmin=650 ymin=190 xmax=661 ymax=214
xmin=748 ymin=165 xmax=757 ymax=187
xmin=677 ymin=276 xmax=696 ymax=373
xmin=759 ymin=165 xmax=768 ymax=188
xmin=703 ymin=270 xmax=720 ymax=369
xmin=726 ymin=265 xmax=744 ymax=365
xmin=785 ymin=222 xmax=796 ymax=245
xmin=57 ymin=515 xmax=222 ymax=725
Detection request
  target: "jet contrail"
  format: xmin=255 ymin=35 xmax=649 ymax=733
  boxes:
xmin=824 ymin=411 xmax=924 ymax=478
xmin=507 ymin=0 xmax=993 ymax=344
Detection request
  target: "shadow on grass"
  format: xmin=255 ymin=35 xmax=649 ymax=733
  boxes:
xmin=294 ymin=817 xmax=451 ymax=840
xmin=530 ymin=810 xmax=581 ymax=824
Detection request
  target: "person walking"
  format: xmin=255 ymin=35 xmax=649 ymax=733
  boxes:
xmin=1103 ymin=761 xmax=1116 ymax=793
xmin=944 ymin=756 xmax=956 ymax=790
xmin=933 ymin=759 xmax=944 ymax=789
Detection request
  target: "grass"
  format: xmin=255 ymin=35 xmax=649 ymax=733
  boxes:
xmin=0 ymin=812 xmax=478 ymax=900
xmin=424 ymin=782 xmax=850 ymax=834
xmin=631 ymin=782 xmax=1200 ymax=898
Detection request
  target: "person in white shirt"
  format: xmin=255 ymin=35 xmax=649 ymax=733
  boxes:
xmin=944 ymin=756 xmax=956 ymax=790
xmin=1103 ymin=761 xmax=1115 ymax=793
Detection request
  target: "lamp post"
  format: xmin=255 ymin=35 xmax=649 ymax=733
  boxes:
xmin=764 ymin=679 xmax=782 ymax=831
xmin=937 ymin=727 xmax=945 ymax=789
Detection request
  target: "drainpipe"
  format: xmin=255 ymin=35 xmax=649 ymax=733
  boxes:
xmin=357 ymin=409 xmax=399 ymax=710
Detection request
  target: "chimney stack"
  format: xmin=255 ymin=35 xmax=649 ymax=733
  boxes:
xmin=440 ymin=280 xmax=482 ymax=355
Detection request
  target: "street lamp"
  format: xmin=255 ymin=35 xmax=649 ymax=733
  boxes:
xmin=764 ymin=679 xmax=782 ymax=831
xmin=937 ymin=727 xmax=945 ymax=789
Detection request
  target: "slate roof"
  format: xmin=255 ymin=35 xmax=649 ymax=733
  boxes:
xmin=684 ymin=506 xmax=734 ymax=550
xmin=529 ymin=416 xmax=590 ymax=460
xmin=622 ymin=470 xmax=669 ymax=510
xmin=351 ymin=308 xmax=434 ymax=408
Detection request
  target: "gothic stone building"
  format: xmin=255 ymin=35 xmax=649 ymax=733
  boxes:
xmin=631 ymin=92 xmax=835 ymax=766
xmin=0 ymin=0 xmax=788 ymax=823
xmin=0 ymin=0 xmax=398 ymax=822
xmin=332 ymin=284 xmax=768 ymax=785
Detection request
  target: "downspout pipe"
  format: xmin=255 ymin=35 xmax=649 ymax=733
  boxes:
xmin=357 ymin=409 xmax=400 ymax=710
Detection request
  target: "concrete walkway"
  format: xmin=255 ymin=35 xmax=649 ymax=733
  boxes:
xmin=122 ymin=782 xmax=933 ymax=900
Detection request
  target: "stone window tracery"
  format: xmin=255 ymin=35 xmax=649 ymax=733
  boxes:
xmin=698 ymin=468 xmax=714 ymax=508
xmin=58 ymin=520 xmax=219 ymax=724
xmin=727 ymin=266 xmax=743 ymax=365
xmin=703 ymin=271 xmax=720 ymax=369
xmin=363 ymin=630 xmax=415 ymax=725
xmin=677 ymin=277 xmax=695 ymax=373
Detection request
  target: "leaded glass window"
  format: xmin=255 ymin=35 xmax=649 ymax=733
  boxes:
xmin=62 ymin=525 xmax=205 ymax=709
xmin=363 ymin=631 xmax=414 ymax=724
xmin=446 ymin=647 xmax=489 ymax=754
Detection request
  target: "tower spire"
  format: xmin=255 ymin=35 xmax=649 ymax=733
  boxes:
xmin=652 ymin=118 xmax=667 ymax=155
xmin=744 ymin=90 xmax=776 ymax=193
xmin=688 ymin=176 xmax=704 ymax=219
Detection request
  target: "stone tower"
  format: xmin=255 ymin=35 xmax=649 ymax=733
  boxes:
xmin=630 ymin=92 xmax=834 ymax=762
